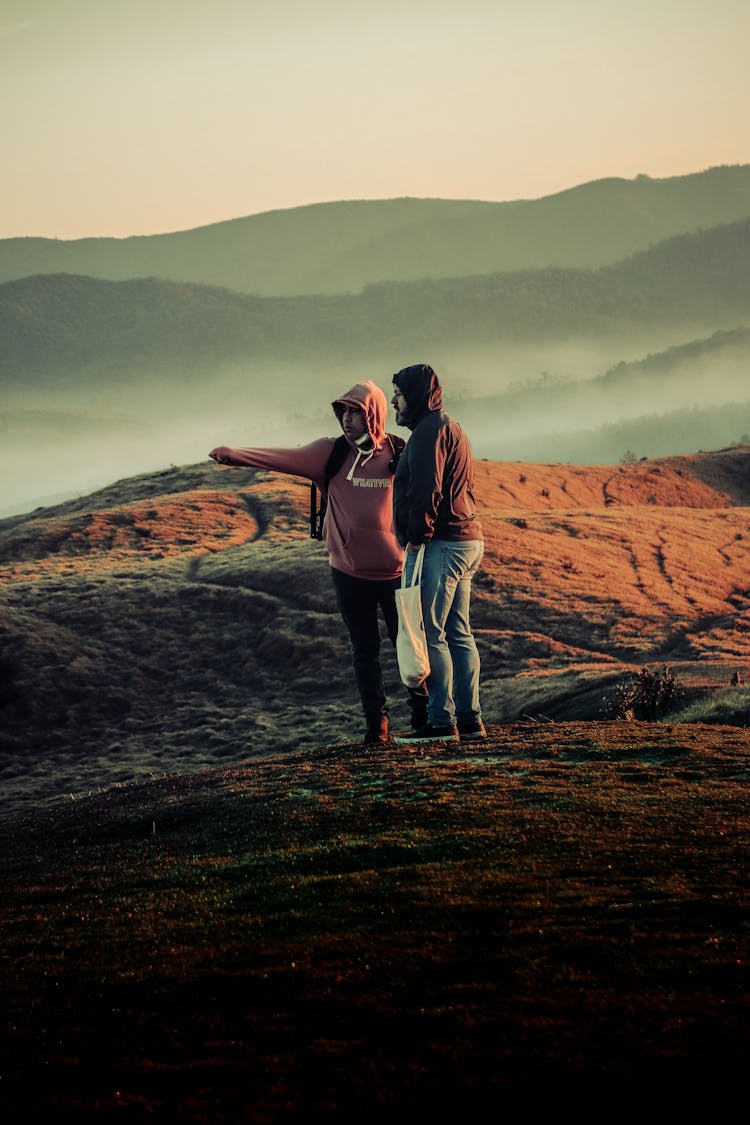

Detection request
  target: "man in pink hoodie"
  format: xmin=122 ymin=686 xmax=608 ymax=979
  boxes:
xmin=209 ymin=380 xmax=428 ymax=744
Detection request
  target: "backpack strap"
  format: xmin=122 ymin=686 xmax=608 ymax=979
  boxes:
xmin=310 ymin=480 xmax=323 ymax=539
xmin=323 ymin=434 xmax=350 ymax=485
xmin=310 ymin=435 xmax=347 ymax=539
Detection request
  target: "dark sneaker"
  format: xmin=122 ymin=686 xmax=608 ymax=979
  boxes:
xmin=394 ymin=723 xmax=459 ymax=744
xmin=364 ymin=716 xmax=389 ymax=744
xmin=458 ymin=719 xmax=487 ymax=741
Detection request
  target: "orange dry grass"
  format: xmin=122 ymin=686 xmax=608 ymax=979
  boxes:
xmin=478 ymin=506 xmax=750 ymax=657
xmin=466 ymin=451 xmax=750 ymax=666
xmin=2 ymin=451 xmax=748 ymax=1115
xmin=472 ymin=456 xmax=740 ymax=511
xmin=0 ymin=491 xmax=259 ymax=578
xmin=0 ymin=473 xmax=315 ymax=583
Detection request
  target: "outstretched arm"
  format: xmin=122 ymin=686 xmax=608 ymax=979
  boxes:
xmin=208 ymin=437 xmax=336 ymax=488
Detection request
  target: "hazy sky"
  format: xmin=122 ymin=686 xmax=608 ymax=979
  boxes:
xmin=1 ymin=0 xmax=748 ymax=239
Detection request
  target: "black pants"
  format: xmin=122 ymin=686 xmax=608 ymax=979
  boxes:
xmin=331 ymin=568 xmax=428 ymax=722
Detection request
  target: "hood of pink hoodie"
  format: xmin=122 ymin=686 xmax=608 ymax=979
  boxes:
xmin=331 ymin=380 xmax=388 ymax=449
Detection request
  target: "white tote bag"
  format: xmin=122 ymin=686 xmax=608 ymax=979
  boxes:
xmin=395 ymin=545 xmax=430 ymax=688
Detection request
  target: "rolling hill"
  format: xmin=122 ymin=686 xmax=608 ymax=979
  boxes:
xmin=1 ymin=445 xmax=748 ymax=820
xmin=2 ymin=164 xmax=750 ymax=296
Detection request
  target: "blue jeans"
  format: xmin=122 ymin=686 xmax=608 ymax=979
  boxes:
xmin=404 ymin=539 xmax=484 ymax=727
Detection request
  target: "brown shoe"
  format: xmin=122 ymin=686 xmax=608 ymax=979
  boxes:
xmin=364 ymin=716 xmax=389 ymax=743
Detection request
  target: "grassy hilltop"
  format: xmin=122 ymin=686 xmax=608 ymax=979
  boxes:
xmin=1 ymin=721 xmax=748 ymax=1118
xmin=1 ymin=444 xmax=749 ymax=1116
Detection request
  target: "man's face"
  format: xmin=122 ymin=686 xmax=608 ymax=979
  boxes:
xmin=340 ymin=405 xmax=367 ymax=441
xmin=391 ymin=385 xmax=407 ymax=426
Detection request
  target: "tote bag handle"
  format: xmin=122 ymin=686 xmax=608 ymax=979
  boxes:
xmin=402 ymin=543 xmax=425 ymax=589
xmin=395 ymin=545 xmax=429 ymax=688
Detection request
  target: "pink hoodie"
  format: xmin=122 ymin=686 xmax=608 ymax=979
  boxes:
xmin=218 ymin=381 xmax=403 ymax=581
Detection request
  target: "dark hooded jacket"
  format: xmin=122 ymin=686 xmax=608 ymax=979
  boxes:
xmin=392 ymin=364 xmax=483 ymax=547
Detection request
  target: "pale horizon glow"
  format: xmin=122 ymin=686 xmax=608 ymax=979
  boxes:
xmin=1 ymin=0 xmax=749 ymax=240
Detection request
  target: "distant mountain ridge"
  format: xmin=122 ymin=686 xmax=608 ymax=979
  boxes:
xmin=2 ymin=218 xmax=748 ymax=384
xmin=1 ymin=164 xmax=750 ymax=296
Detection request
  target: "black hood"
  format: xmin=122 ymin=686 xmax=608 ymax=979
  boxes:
xmin=392 ymin=363 xmax=443 ymax=430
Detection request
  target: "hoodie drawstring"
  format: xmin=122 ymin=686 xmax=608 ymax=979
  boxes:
xmin=346 ymin=434 xmax=376 ymax=481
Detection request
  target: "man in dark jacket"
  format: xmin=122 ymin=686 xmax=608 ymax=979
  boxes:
xmin=390 ymin=363 xmax=487 ymax=743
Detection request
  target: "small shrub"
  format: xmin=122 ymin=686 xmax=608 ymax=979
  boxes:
xmin=602 ymin=665 xmax=679 ymax=721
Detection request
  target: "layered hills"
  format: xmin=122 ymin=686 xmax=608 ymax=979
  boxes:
xmin=2 ymin=164 xmax=750 ymax=296
xmin=2 ymin=219 xmax=749 ymax=382
xmin=1 ymin=444 xmax=748 ymax=819
xmin=2 ymin=162 xmax=749 ymax=514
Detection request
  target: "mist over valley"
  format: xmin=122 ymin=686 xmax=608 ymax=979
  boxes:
xmin=1 ymin=165 xmax=749 ymax=513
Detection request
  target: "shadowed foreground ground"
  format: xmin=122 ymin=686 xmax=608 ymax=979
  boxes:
xmin=1 ymin=721 xmax=748 ymax=1121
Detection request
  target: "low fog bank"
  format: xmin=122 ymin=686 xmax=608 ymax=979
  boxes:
xmin=464 ymin=400 xmax=750 ymax=465
xmin=4 ymin=331 xmax=750 ymax=516
xmin=0 ymin=400 xmax=331 ymax=518
xmin=0 ymin=359 xmax=375 ymax=516
xmin=6 ymin=400 xmax=748 ymax=520
xmin=452 ymin=329 xmax=750 ymax=462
